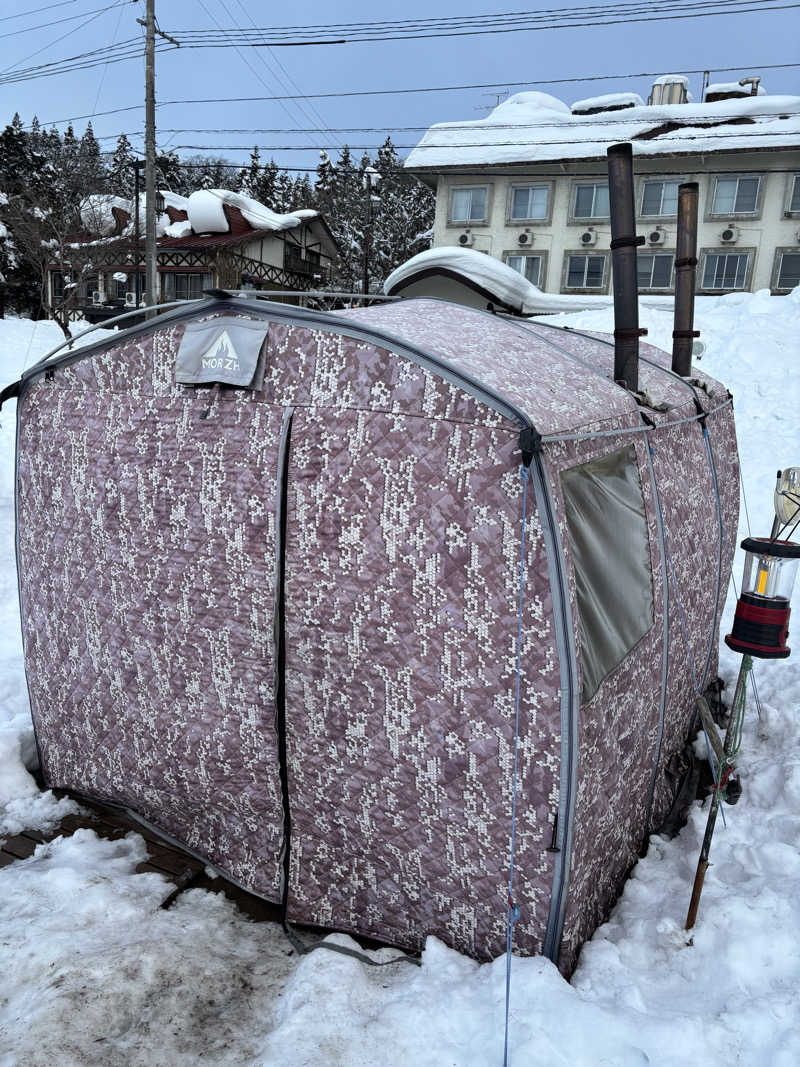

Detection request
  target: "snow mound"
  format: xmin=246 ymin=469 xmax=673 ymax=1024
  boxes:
xmin=571 ymin=92 xmax=644 ymax=113
xmin=186 ymin=189 xmax=317 ymax=235
xmin=79 ymin=195 xmax=131 ymax=236
xmin=384 ymin=246 xmax=541 ymax=313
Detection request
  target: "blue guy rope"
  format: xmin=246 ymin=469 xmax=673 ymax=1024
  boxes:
xmin=503 ymin=464 xmax=529 ymax=1067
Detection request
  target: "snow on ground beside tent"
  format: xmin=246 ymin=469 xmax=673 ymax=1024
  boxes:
xmin=0 ymin=294 xmax=799 ymax=1065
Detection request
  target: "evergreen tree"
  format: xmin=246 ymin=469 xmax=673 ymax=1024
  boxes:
xmin=78 ymin=122 xmax=105 ymax=191
xmin=109 ymin=133 xmax=136 ymax=198
xmin=237 ymin=146 xmax=261 ymax=197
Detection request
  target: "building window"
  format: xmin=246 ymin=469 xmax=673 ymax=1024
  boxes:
xmin=505 ymin=253 xmax=543 ymax=286
xmin=50 ymin=271 xmax=65 ymax=303
xmin=509 ymin=184 xmax=549 ymax=221
xmin=637 ymin=252 xmax=673 ymax=290
xmin=449 ymin=186 xmax=489 ymax=224
xmin=565 ymin=253 xmax=607 ymax=289
xmin=162 ymin=272 xmax=212 ymax=301
xmin=640 ymin=180 xmax=681 ymax=217
xmin=787 ymin=175 xmax=800 ymax=215
xmin=710 ymin=175 xmax=761 ymax=216
xmin=572 ymin=183 xmax=610 ymax=220
xmin=775 ymin=250 xmax=800 ymax=291
xmin=701 ymin=251 xmax=751 ymax=291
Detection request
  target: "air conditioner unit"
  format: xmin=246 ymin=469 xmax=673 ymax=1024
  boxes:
xmin=517 ymin=230 xmax=534 ymax=247
xmin=648 ymin=227 xmax=667 ymax=246
xmin=92 ymin=291 xmax=103 ymax=305
xmin=457 ymin=230 xmax=474 ymax=247
xmin=720 ymin=225 xmax=739 ymax=244
xmin=124 ymin=291 xmax=137 ymax=308
xmin=579 ymin=228 xmax=597 ymax=247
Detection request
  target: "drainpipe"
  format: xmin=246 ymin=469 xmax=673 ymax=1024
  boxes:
xmin=671 ymin=182 xmax=700 ymax=377
xmin=607 ymin=143 xmax=646 ymax=393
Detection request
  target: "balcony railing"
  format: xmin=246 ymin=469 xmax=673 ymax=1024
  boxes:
xmin=284 ymin=250 xmax=328 ymax=281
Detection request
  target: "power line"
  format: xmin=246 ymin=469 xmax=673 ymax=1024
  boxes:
xmin=0 ymin=0 xmax=83 ymax=23
xmin=23 ymin=61 xmax=800 ymax=129
xmin=172 ymin=0 xmax=789 ymax=37
xmin=167 ymin=130 xmax=800 ymax=152
xmin=0 ymin=1 xmax=127 ymax=41
xmin=168 ymin=0 xmax=799 ymax=45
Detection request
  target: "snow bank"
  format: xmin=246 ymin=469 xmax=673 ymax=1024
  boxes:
xmin=406 ymin=91 xmax=800 ymax=168
xmin=186 ymin=189 xmax=317 ymax=235
xmin=0 ymin=294 xmax=799 ymax=1063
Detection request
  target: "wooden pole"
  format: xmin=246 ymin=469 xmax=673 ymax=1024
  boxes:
xmin=144 ymin=0 xmax=157 ymax=318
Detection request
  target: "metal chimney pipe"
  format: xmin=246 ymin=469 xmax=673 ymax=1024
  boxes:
xmin=607 ymin=143 xmax=646 ymax=393
xmin=671 ymin=182 xmax=700 ymax=377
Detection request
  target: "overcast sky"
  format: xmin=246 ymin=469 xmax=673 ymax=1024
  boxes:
xmin=0 ymin=0 xmax=797 ymax=178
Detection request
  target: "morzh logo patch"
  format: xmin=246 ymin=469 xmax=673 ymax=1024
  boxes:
xmin=200 ymin=331 xmax=240 ymax=372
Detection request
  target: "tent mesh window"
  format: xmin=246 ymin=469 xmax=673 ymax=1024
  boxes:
xmin=561 ymin=445 xmax=654 ymax=703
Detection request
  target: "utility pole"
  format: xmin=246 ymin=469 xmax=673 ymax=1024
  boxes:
xmin=136 ymin=1 xmax=179 ymax=318
xmin=143 ymin=0 xmax=157 ymax=317
xmin=133 ymin=159 xmax=143 ymax=306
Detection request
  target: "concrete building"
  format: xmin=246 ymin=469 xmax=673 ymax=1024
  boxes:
xmin=405 ymin=76 xmax=800 ymax=297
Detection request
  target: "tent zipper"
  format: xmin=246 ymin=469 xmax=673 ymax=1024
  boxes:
xmin=533 ymin=448 xmax=579 ymax=966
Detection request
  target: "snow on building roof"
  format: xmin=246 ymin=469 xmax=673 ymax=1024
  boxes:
xmin=705 ymin=81 xmax=767 ymax=97
xmin=186 ymin=190 xmax=317 ymax=235
xmin=405 ymin=90 xmax=800 ymax=170
xmin=571 ymin=92 xmax=644 ymax=114
xmin=79 ymin=195 xmax=132 ymax=237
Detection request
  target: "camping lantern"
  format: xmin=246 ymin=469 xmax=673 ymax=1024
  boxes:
xmin=725 ymin=537 xmax=800 ymax=659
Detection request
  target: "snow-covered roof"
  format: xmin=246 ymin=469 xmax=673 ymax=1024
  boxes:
xmin=706 ymin=81 xmax=767 ymax=97
xmin=384 ymin=246 xmax=540 ymax=314
xmin=571 ymin=92 xmax=644 ymax=114
xmin=186 ymin=190 xmax=316 ymax=235
xmin=76 ymin=188 xmax=318 ymax=243
xmin=405 ymin=90 xmax=800 ymax=170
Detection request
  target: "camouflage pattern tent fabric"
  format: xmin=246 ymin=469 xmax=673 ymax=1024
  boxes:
xmin=8 ymin=296 xmax=737 ymax=974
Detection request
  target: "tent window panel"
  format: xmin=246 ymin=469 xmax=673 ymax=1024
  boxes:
xmin=561 ymin=445 xmax=654 ymax=704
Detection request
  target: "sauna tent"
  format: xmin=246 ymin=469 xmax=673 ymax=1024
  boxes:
xmin=5 ymin=295 xmax=738 ymax=974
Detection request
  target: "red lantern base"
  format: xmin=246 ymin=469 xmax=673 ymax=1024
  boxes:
xmin=725 ymin=592 xmax=791 ymax=659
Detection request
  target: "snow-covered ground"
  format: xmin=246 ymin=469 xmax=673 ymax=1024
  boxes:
xmin=0 ymin=292 xmax=799 ymax=1066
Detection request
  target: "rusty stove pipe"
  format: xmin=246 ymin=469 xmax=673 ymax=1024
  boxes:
xmin=607 ymin=143 xmax=646 ymax=393
xmin=671 ymin=182 xmax=700 ymax=377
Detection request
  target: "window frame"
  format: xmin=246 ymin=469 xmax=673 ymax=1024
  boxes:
xmin=697 ymin=247 xmax=756 ymax=293
xmin=506 ymin=181 xmax=554 ymax=225
xmin=446 ymin=183 xmax=492 ymax=227
xmin=561 ymin=251 xmax=610 ymax=293
xmin=503 ymin=250 xmax=548 ymax=288
xmin=638 ymin=176 xmax=685 ymax=219
xmin=161 ymin=271 xmax=213 ymax=301
xmin=706 ymin=173 xmax=764 ymax=221
xmin=771 ymin=247 xmax=800 ymax=293
xmin=783 ymin=174 xmax=800 ymax=219
xmin=568 ymin=180 xmax=611 ymax=223
xmin=636 ymin=250 xmax=675 ymax=293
